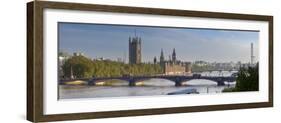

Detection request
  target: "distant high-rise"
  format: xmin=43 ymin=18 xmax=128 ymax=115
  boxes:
xmin=73 ymin=52 xmax=84 ymax=56
xmin=129 ymin=34 xmax=142 ymax=64
xmin=153 ymin=56 xmax=157 ymax=64
xmin=160 ymin=49 xmax=165 ymax=67
xmin=251 ymin=43 xmax=255 ymax=64
xmin=172 ymin=48 xmax=176 ymax=63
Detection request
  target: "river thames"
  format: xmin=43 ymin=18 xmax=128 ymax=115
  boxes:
xmin=59 ymin=71 xmax=237 ymax=99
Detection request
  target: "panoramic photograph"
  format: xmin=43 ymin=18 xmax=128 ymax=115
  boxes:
xmin=58 ymin=22 xmax=259 ymax=99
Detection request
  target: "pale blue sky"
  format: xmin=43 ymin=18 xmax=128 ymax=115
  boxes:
xmin=59 ymin=22 xmax=259 ymax=63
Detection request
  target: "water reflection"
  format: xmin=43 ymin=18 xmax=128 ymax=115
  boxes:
xmin=59 ymin=71 xmax=237 ymax=99
xmin=59 ymin=79 xmax=234 ymax=99
xmin=139 ymin=79 xmax=175 ymax=86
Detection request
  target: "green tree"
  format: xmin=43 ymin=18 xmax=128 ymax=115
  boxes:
xmin=62 ymin=56 xmax=94 ymax=78
xmin=223 ymin=64 xmax=259 ymax=92
xmin=62 ymin=55 xmax=164 ymax=79
xmin=235 ymin=64 xmax=259 ymax=91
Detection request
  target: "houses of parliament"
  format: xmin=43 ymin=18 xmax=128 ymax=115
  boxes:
xmin=128 ymin=34 xmax=192 ymax=75
xmin=129 ymin=35 xmax=142 ymax=64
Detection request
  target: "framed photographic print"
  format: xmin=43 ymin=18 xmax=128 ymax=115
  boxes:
xmin=27 ymin=0 xmax=273 ymax=122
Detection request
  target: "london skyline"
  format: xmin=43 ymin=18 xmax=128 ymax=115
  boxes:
xmin=59 ymin=22 xmax=259 ymax=63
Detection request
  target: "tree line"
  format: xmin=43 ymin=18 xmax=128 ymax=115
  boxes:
xmin=61 ymin=56 xmax=163 ymax=79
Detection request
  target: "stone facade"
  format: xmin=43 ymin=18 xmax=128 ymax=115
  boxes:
xmin=159 ymin=48 xmax=192 ymax=75
xmin=185 ymin=62 xmax=192 ymax=73
xmin=164 ymin=62 xmax=186 ymax=75
xmin=129 ymin=36 xmax=141 ymax=64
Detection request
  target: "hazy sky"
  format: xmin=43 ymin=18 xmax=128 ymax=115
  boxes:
xmin=59 ymin=22 xmax=259 ymax=63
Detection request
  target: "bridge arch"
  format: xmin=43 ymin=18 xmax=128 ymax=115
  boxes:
xmin=88 ymin=75 xmax=236 ymax=86
xmin=88 ymin=78 xmax=131 ymax=86
xmin=136 ymin=78 xmax=175 ymax=86
xmin=181 ymin=79 xmax=218 ymax=86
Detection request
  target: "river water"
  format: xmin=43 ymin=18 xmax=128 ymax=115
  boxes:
xmin=59 ymin=71 xmax=237 ymax=99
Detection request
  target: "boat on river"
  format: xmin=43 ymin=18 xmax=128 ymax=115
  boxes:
xmin=167 ymin=88 xmax=199 ymax=95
